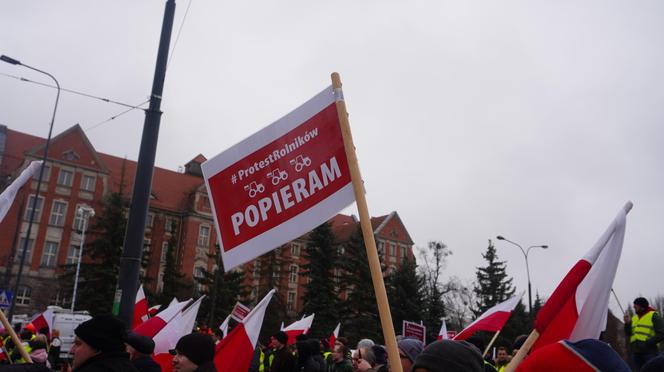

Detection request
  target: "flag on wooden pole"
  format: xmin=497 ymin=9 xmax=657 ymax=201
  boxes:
xmin=454 ymin=294 xmax=523 ymax=341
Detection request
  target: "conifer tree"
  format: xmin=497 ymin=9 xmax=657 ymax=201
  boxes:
xmin=387 ymin=257 xmax=425 ymax=336
xmin=301 ymin=222 xmax=340 ymax=338
xmin=195 ymin=245 xmax=248 ymax=326
xmin=159 ymin=229 xmax=193 ymax=304
xmin=473 ymin=239 xmax=515 ymax=315
xmin=339 ymin=227 xmax=380 ymax=344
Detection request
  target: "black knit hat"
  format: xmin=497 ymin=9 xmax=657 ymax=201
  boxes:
xmin=74 ymin=315 xmax=127 ymax=353
xmin=634 ymin=297 xmax=649 ymax=308
xmin=412 ymin=340 xmax=483 ymax=372
xmin=170 ymin=333 xmax=215 ymax=366
xmin=126 ymin=331 xmax=155 ymax=355
xmin=273 ymin=331 xmax=288 ymax=345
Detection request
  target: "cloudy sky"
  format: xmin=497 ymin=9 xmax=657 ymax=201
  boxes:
xmin=3 ymin=1 xmax=663 ymax=315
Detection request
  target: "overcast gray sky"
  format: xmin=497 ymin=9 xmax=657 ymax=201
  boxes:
xmin=2 ymin=1 xmax=663 ymax=316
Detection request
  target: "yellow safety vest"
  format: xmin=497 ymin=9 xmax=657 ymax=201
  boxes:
xmin=631 ymin=311 xmax=656 ymax=343
xmin=258 ymin=351 xmax=274 ymax=372
xmin=324 ymin=351 xmax=331 ymax=360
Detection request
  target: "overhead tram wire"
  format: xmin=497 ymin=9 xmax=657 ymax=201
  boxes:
xmin=0 ymin=72 xmax=144 ymax=110
xmin=85 ymin=99 xmax=150 ymax=131
xmin=166 ymin=0 xmax=193 ymax=69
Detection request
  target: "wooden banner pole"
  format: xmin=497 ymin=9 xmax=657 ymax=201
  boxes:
xmin=0 ymin=309 xmax=32 ymax=363
xmin=483 ymin=330 xmax=502 ymax=357
xmin=331 ymin=72 xmax=403 ymax=372
xmin=504 ymin=329 xmax=539 ymax=372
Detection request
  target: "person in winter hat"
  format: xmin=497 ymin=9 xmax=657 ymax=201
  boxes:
xmin=70 ymin=314 xmax=138 ymax=371
xmin=170 ymin=332 xmax=216 ymax=372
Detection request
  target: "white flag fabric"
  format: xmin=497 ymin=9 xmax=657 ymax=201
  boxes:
xmin=0 ymin=161 xmax=42 ymax=223
xmin=437 ymin=319 xmax=448 ymax=340
xmin=219 ymin=314 xmax=231 ymax=338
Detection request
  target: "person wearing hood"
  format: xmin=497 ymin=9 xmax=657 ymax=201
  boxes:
xmin=624 ymin=297 xmax=664 ymax=370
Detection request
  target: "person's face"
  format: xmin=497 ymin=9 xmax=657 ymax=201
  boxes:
xmin=497 ymin=350 xmax=509 ymax=362
xmin=70 ymin=336 xmax=100 ymax=369
xmin=125 ymin=344 xmax=137 ymax=360
xmin=399 ymin=348 xmax=413 ymax=372
xmin=352 ymin=350 xmax=360 ymax=371
xmin=172 ymin=351 xmax=198 ymax=372
xmin=634 ymin=303 xmax=646 ymax=315
xmin=332 ymin=345 xmax=344 ymax=362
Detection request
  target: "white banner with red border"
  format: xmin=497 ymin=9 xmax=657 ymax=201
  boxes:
xmin=202 ymin=86 xmax=355 ymax=271
xmin=230 ymin=301 xmax=251 ymax=322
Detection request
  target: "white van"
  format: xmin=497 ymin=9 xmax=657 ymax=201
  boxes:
xmin=48 ymin=306 xmax=92 ymax=359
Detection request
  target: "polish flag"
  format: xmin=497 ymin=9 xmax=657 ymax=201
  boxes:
xmin=437 ymin=319 xmax=448 ymax=340
xmin=219 ymin=315 xmax=231 ymax=338
xmin=283 ymin=314 xmax=315 ymax=345
xmin=454 ymin=294 xmax=523 ymax=341
xmin=0 ymin=161 xmax=42 ymax=223
xmin=328 ymin=323 xmax=340 ymax=348
xmin=134 ymin=299 xmax=189 ymax=338
xmin=214 ymin=289 xmax=275 ymax=371
xmin=531 ymin=203 xmax=630 ymax=350
xmin=148 ymin=304 xmax=162 ymax=318
xmin=30 ymin=308 xmax=54 ymax=336
xmin=133 ymin=285 xmax=149 ymax=329
xmin=152 ymin=296 xmax=205 ymax=372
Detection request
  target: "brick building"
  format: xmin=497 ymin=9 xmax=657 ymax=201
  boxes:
xmin=0 ymin=124 xmax=415 ymax=315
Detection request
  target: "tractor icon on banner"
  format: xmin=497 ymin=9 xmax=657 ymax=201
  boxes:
xmin=268 ymin=168 xmax=288 ymax=185
xmin=290 ymin=155 xmax=312 ymax=172
xmin=244 ymin=181 xmax=265 ymax=198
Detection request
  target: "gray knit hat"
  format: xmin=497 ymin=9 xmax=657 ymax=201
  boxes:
xmin=398 ymin=338 xmax=424 ymax=363
xmin=412 ymin=340 xmax=483 ymax=372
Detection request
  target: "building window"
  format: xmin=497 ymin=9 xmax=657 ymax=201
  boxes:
xmin=377 ymin=241 xmax=385 ymax=256
xmin=41 ymin=241 xmax=59 ymax=267
xmin=165 ymin=217 xmax=176 ymax=233
xmin=57 ymin=169 xmax=73 ymax=187
xmin=337 ymin=246 xmax=345 ymax=256
xmin=66 ymin=245 xmax=81 ymax=265
xmin=32 ymin=164 xmax=50 ymax=181
xmin=389 ymin=243 xmax=396 ymax=257
xmin=291 ymin=243 xmax=301 ymax=257
xmin=24 ymin=195 xmax=44 ymax=221
xmin=51 ymin=291 xmax=70 ymax=307
xmin=252 ymin=260 xmax=261 ymax=279
xmin=197 ymin=225 xmax=210 ymax=247
xmin=400 ymin=246 xmax=408 ymax=258
xmin=143 ymin=239 xmax=151 ymax=253
xmin=287 ymin=291 xmax=296 ymax=311
xmin=146 ymin=213 xmax=155 ymax=229
xmin=161 ymin=242 xmax=169 ymax=263
xmin=15 ymin=286 xmax=31 ymax=306
xmin=333 ymin=268 xmax=341 ymax=284
xmin=80 ymin=175 xmax=96 ymax=192
xmin=16 ymin=238 xmax=34 ymax=263
xmin=49 ymin=200 xmax=68 ymax=226
xmin=289 ymin=265 xmax=299 ymax=283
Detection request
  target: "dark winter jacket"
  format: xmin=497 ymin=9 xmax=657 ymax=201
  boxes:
xmin=73 ymin=351 xmax=140 ymax=372
xmin=131 ymin=355 xmax=162 ymax=372
xmin=194 ymin=361 xmax=217 ymax=372
xmin=270 ymin=347 xmax=297 ymax=372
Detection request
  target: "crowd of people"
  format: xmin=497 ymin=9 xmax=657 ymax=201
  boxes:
xmin=0 ymin=296 xmax=661 ymax=371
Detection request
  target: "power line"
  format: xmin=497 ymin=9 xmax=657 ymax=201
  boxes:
xmin=0 ymin=72 xmax=144 ymax=110
xmin=167 ymin=0 xmax=194 ymax=69
xmin=85 ymin=99 xmax=150 ymax=131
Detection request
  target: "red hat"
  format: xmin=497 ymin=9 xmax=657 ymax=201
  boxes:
xmin=23 ymin=323 xmax=36 ymax=334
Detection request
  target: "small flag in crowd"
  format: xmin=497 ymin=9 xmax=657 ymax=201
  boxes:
xmin=282 ymin=314 xmax=315 ymax=345
xmin=437 ymin=319 xmax=448 ymax=340
xmin=133 ymin=285 xmax=149 ymax=329
xmin=454 ymin=293 xmax=523 ymax=341
xmin=328 ymin=323 xmax=340 ymax=348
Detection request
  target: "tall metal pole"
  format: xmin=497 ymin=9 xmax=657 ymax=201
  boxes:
xmin=117 ymin=0 xmax=176 ymax=325
xmin=1 ymin=55 xmax=60 ymax=321
xmin=496 ymin=236 xmax=548 ymax=314
xmin=71 ymin=207 xmax=94 ymax=311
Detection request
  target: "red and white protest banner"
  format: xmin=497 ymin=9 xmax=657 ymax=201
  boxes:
xmin=230 ymin=301 xmax=251 ymax=322
xmin=202 ymin=86 xmax=355 ymax=270
xmin=402 ymin=321 xmax=426 ymax=344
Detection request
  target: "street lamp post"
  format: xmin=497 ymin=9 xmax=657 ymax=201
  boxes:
xmin=71 ymin=207 xmax=94 ymax=312
xmin=496 ymin=235 xmax=548 ymax=314
xmin=1 ymin=55 xmax=61 ymax=320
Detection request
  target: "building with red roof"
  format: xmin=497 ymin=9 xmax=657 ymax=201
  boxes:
xmin=0 ymin=124 xmax=415 ymax=316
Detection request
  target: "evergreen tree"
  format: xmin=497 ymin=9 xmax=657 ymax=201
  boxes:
xmin=159 ymin=230 xmax=193 ymax=304
xmin=473 ymin=239 xmax=515 ymax=315
xmin=496 ymin=299 xmax=530 ymax=347
xmin=386 ymin=257 xmax=425 ymax=336
xmin=301 ymin=222 xmax=340 ymax=338
xmin=253 ymin=247 xmax=290 ymax=343
xmin=338 ymin=227 xmax=380 ymax=344
xmin=62 ymin=190 xmax=126 ymax=315
xmin=195 ymin=245 xmax=248 ymax=327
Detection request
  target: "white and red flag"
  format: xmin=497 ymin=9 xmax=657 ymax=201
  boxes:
xmin=328 ymin=323 xmax=340 ymax=348
xmin=219 ymin=315 xmax=231 ymax=338
xmin=230 ymin=301 xmax=251 ymax=322
xmin=454 ymin=294 xmax=523 ymax=341
xmin=152 ymin=296 xmax=204 ymax=372
xmin=148 ymin=304 xmax=161 ymax=318
xmin=134 ymin=299 xmax=189 ymax=338
xmin=202 ymin=86 xmax=355 ymax=271
xmin=133 ymin=285 xmax=149 ymax=329
xmin=283 ymin=314 xmax=315 ymax=345
xmin=531 ymin=203 xmax=630 ymax=350
xmin=30 ymin=307 xmax=54 ymax=336
xmin=214 ymin=289 xmax=275 ymax=371
xmin=437 ymin=319 xmax=448 ymax=340
xmin=0 ymin=161 xmax=43 ymax=224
